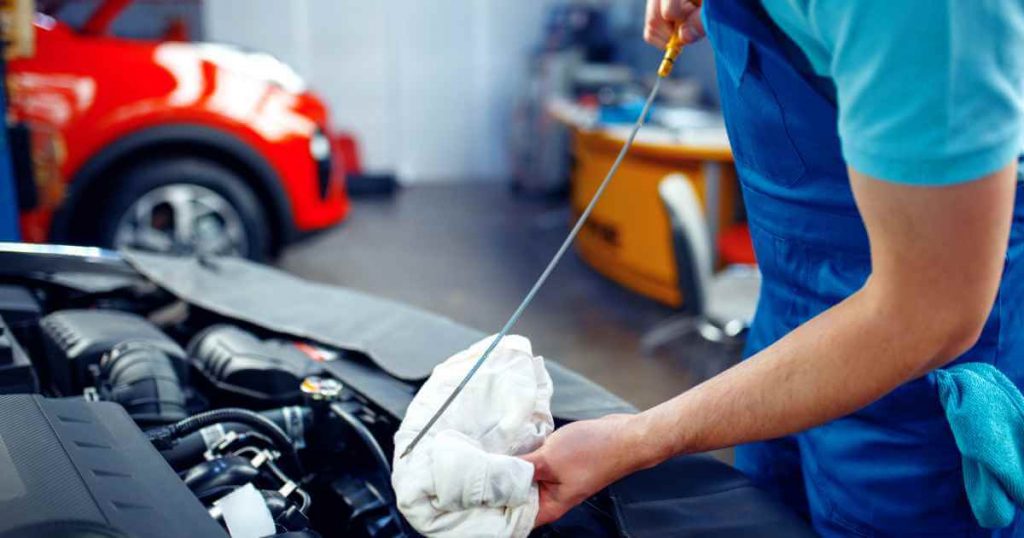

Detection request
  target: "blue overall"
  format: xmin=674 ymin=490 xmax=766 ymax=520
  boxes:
xmin=703 ymin=2 xmax=1024 ymax=535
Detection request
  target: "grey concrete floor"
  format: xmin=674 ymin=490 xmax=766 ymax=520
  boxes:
xmin=279 ymin=184 xmax=741 ymax=412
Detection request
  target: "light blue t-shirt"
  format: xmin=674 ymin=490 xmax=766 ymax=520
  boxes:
xmin=760 ymin=0 xmax=1024 ymax=185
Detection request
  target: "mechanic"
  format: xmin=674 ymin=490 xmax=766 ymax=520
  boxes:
xmin=523 ymin=1 xmax=1024 ymax=535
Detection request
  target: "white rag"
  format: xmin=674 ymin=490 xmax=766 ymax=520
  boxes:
xmin=392 ymin=335 xmax=554 ymax=538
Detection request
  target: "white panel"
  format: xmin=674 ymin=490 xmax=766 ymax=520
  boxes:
xmin=305 ymin=0 xmax=398 ymax=173
xmin=203 ymin=0 xmax=311 ymax=77
xmin=204 ymin=0 xmax=552 ymax=183
xmin=394 ymin=0 xmax=479 ymax=181
xmin=474 ymin=1 xmax=550 ymax=181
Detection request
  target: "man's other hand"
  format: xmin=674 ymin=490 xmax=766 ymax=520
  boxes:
xmin=644 ymin=0 xmax=705 ymax=49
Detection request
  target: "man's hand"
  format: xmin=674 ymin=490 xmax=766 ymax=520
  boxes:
xmin=521 ymin=414 xmax=645 ymax=527
xmin=644 ymin=0 xmax=705 ymax=49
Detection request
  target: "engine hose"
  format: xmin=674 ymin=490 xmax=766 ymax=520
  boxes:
xmin=234 ymin=446 xmax=311 ymax=514
xmin=329 ymin=403 xmax=412 ymax=536
xmin=99 ymin=341 xmax=187 ymax=427
xmin=329 ymin=403 xmax=390 ymax=473
xmin=148 ymin=408 xmax=302 ymax=474
xmin=160 ymin=426 xmax=270 ymax=469
xmin=265 ymin=457 xmax=311 ymax=513
xmin=159 ymin=406 xmax=310 ymax=469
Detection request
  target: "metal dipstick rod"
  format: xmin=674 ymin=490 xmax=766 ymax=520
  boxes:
xmin=400 ymin=34 xmax=687 ymax=459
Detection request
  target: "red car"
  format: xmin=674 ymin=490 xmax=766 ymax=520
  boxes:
xmin=7 ymin=0 xmax=350 ymax=260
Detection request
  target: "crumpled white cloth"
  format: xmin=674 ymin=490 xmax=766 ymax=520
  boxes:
xmin=392 ymin=335 xmax=554 ymax=538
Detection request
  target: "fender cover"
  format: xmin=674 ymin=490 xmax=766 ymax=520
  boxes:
xmin=122 ymin=251 xmax=634 ymax=421
xmin=543 ymin=454 xmax=816 ymax=537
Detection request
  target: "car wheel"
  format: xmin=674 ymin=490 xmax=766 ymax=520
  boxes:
xmin=96 ymin=158 xmax=270 ymax=260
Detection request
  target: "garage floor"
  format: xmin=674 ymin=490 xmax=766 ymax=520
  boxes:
xmin=279 ymin=184 xmax=742 ymax=412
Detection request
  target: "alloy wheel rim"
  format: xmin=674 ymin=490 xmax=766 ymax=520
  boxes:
xmin=113 ymin=183 xmax=248 ymax=257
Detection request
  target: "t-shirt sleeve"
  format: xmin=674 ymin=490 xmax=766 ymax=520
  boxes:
xmin=811 ymin=0 xmax=1024 ymax=185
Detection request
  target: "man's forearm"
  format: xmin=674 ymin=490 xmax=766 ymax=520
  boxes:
xmin=618 ymin=165 xmax=1017 ymax=470
xmin=625 ymin=284 xmax=965 ymax=470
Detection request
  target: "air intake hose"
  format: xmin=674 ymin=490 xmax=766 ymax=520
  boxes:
xmin=99 ymin=341 xmax=187 ymax=427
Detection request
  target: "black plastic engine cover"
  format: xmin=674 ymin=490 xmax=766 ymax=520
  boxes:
xmin=0 ymin=315 xmax=37 ymax=394
xmin=0 ymin=395 xmax=226 ymax=538
xmin=39 ymin=310 xmax=187 ymax=395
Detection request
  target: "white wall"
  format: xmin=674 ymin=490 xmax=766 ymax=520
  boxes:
xmin=203 ymin=0 xmax=549 ymax=183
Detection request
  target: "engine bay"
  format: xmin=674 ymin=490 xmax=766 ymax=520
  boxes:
xmin=0 ymin=247 xmax=814 ymax=538
xmin=1 ymin=287 xmax=416 ymax=537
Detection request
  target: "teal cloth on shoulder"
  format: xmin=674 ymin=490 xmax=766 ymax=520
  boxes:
xmin=936 ymin=363 xmax=1024 ymax=528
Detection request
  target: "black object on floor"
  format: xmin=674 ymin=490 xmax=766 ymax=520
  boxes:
xmin=346 ymin=173 xmax=399 ymax=198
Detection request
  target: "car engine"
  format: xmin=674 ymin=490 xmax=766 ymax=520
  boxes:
xmin=0 ymin=248 xmax=817 ymax=538
xmin=0 ymin=283 xmax=413 ymax=538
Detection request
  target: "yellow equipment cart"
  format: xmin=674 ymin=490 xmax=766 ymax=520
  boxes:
xmin=565 ymin=118 xmax=739 ymax=308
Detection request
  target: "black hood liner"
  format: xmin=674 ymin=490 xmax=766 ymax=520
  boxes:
xmin=124 ymin=252 xmax=633 ymax=420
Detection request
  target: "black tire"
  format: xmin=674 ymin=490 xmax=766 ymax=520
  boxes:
xmin=92 ymin=158 xmax=270 ymax=261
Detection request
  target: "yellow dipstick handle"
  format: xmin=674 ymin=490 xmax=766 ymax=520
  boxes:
xmin=658 ymin=1 xmax=702 ymax=78
xmin=658 ymin=32 xmax=684 ymax=78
